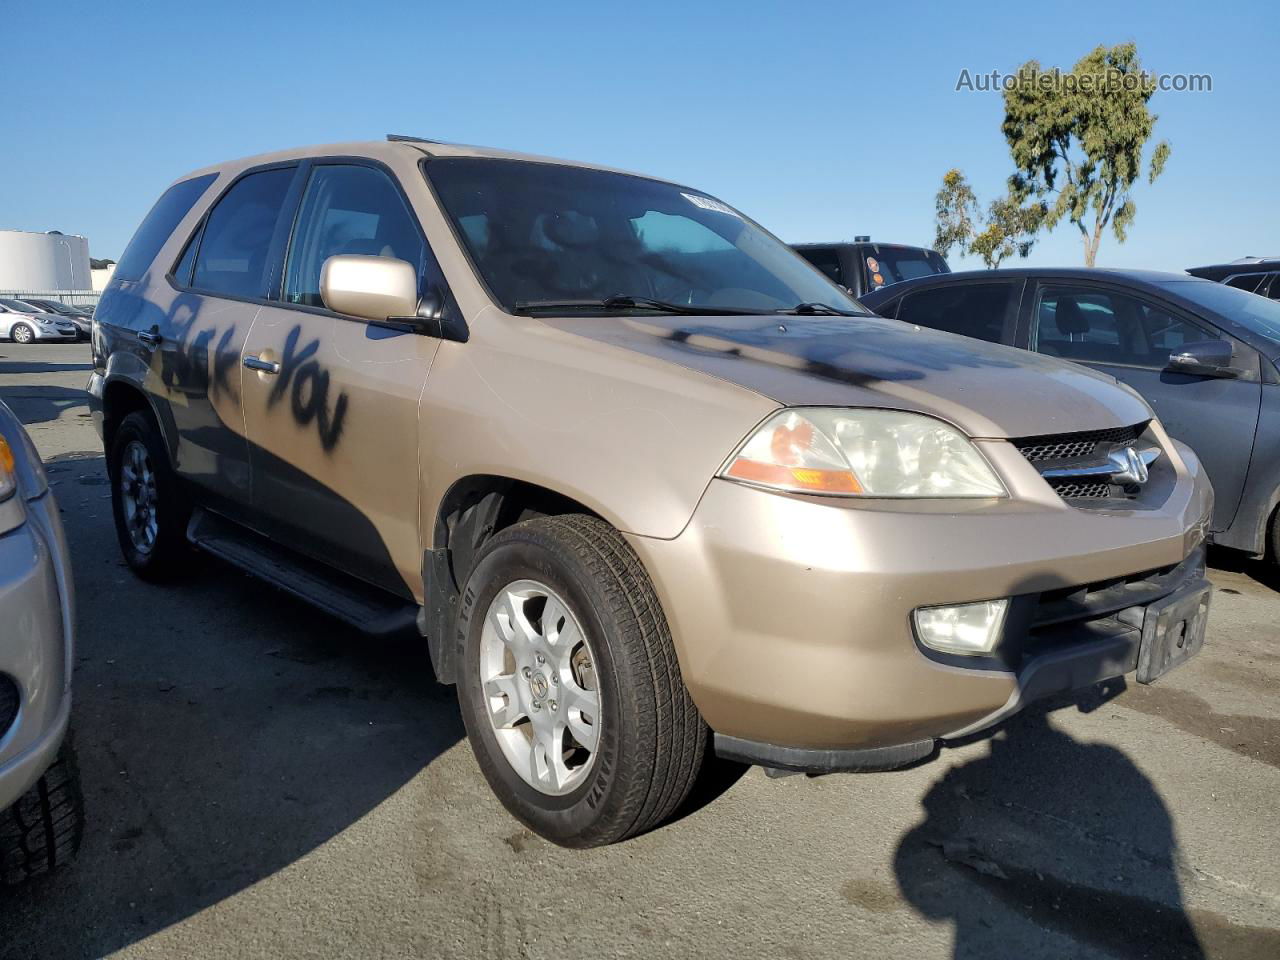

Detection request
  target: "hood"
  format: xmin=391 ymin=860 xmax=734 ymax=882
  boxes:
xmin=544 ymin=313 xmax=1151 ymax=439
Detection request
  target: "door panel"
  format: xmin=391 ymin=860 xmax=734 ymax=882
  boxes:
xmin=1027 ymin=282 xmax=1262 ymax=531
xmin=148 ymin=164 xmax=299 ymax=518
xmin=240 ymin=161 xmax=448 ymax=599
xmin=240 ymin=309 xmax=437 ymax=597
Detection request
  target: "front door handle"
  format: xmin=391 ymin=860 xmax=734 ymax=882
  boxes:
xmin=243 ymin=356 xmax=281 ymax=374
xmin=138 ymin=329 xmax=161 ymax=347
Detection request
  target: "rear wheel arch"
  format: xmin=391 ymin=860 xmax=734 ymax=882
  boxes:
xmin=425 ymin=475 xmax=610 ymax=684
xmin=102 ymin=379 xmax=166 ymax=463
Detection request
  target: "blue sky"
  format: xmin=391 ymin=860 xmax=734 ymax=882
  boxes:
xmin=2 ymin=0 xmax=1274 ymax=271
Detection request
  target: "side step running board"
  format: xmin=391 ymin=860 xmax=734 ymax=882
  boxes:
xmin=187 ymin=508 xmax=419 ymax=638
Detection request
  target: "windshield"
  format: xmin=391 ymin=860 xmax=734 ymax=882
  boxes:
xmin=425 ymin=158 xmax=866 ymax=315
xmin=1156 ymin=279 xmax=1280 ymax=345
xmin=25 ymin=300 xmax=73 ymax=315
xmin=0 ymin=298 xmax=37 ymax=312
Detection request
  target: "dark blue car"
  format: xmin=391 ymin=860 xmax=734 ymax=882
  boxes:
xmin=861 ymin=268 xmax=1280 ymax=560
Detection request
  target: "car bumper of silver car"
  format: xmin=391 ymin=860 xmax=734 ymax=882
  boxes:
xmin=0 ymin=491 xmax=75 ymax=811
xmin=628 ymin=430 xmax=1214 ymax=774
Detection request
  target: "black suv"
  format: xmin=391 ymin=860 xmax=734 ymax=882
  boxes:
xmin=791 ymin=239 xmax=949 ymax=298
xmin=1186 ymin=258 xmax=1280 ymax=298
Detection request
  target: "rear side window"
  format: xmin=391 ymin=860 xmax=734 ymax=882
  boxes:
xmin=283 ymin=164 xmax=428 ymax=308
xmin=113 ymin=174 xmax=217 ymax=283
xmin=796 ymin=247 xmax=843 ymax=286
xmin=192 ymin=167 xmax=295 ymax=299
xmin=895 ymin=283 xmax=1015 ymax=344
xmin=1225 ymin=273 xmax=1265 ymax=293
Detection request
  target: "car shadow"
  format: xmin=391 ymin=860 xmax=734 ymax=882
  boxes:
xmin=892 ymin=701 xmax=1224 ymax=959
xmin=0 ymin=452 xmax=466 ymax=960
xmin=1206 ymin=545 xmax=1280 ymax=593
xmin=0 ymin=385 xmax=92 ymax=428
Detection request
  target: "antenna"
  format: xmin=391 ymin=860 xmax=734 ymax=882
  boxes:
xmin=386 ymin=134 xmax=442 ymax=144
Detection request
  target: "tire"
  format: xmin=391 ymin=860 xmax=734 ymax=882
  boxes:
xmin=0 ymin=736 xmax=84 ymax=885
xmin=10 ymin=324 xmax=33 ymax=344
xmin=456 ymin=515 xmax=706 ymax=847
xmin=109 ymin=410 xmax=192 ymax=580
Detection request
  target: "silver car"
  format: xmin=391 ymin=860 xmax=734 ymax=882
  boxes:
xmin=0 ymin=299 xmax=79 ymax=343
xmin=0 ymin=399 xmax=81 ymax=883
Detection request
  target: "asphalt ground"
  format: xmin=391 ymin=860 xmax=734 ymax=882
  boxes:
xmin=1 ymin=341 xmax=1277 ymax=959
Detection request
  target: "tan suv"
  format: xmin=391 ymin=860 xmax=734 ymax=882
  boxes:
xmin=89 ymin=138 xmax=1213 ymax=847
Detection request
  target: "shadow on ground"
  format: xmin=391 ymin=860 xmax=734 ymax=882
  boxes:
xmin=892 ymin=702 xmax=1280 ymax=959
xmin=0 ymin=453 xmax=466 ymax=960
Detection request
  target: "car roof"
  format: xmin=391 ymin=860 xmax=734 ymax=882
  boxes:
xmin=861 ymin=266 xmax=1198 ymax=297
xmin=173 ymin=137 xmax=685 ymax=189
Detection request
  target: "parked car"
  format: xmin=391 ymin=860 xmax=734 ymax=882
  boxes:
xmin=15 ymin=298 xmax=92 ymax=341
xmin=792 ymin=238 xmax=950 ymax=297
xmin=0 ymin=399 xmax=82 ymax=884
xmin=862 ymin=268 xmax=1280 ymax=559
xmin=90 ymin=140 xmax=1212 ymax=847
xmin=0 ymin=299 xmax=79 ymax=343
xmin=1186 ymin=257 xmax=1280 ymax=298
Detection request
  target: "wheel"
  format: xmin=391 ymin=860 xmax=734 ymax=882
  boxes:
xmin=10 ymin=324 xmax=33 ymax=344
xmin=456 ymin=515 xmax=706 ymax=847
xmin=109 ymin=410 xmax=191 ymax=580
xmin=0 ymin=736 xmax=84 ymax=885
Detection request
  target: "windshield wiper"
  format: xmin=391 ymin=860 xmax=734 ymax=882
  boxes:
xmin=513 ymin=295 xmax=770 ymax=316
xmin=782 ymin=302 xmax=858 ymax=316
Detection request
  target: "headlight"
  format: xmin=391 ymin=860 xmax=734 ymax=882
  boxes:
xmin=720 ymin=408 xmax=1006 ymax=498
xmin=0 ymin=435 xmax=16 ymax=502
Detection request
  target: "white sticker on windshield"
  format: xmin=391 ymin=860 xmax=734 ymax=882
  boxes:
xmin=682 ymin=193 xmax=740 ymax=217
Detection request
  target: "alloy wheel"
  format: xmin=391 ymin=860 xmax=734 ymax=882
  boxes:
xmin=119 ymin=440 xmax=159 ymax=554
xmin=479 ymin=579 xmax=601 ymax=796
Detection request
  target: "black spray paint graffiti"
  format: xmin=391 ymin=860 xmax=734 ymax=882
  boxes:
xmin=155 ymin=297 xmax=349 ymax=454
xmin=266 ymin=325 xmax=350 ymax=453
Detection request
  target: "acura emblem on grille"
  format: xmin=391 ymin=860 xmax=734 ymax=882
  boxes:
xmin=1107 ymin=446 xmax=1149 ymax=485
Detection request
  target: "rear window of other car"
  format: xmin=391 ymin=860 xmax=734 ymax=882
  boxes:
xmin=865 ymin=247 xmax=950 ymax=290
xmin=113 ymin=174 xmax=217 ymax=283
xmin=895 ymin=282 xmax=1014 ymax=344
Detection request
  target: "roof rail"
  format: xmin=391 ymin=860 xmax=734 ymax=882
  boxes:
xmin=386 ymin=134 xmax=443 ymax=144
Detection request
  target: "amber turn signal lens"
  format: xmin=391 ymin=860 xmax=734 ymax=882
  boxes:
xmin=725 ymin=457 xmax=862 ymax=494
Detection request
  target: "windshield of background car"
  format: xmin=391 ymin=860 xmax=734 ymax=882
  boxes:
xmin=424 ymin=158 xmax=866 ymax=315
xmin=0 ymin=299 xmax=38 ymax=313
xmin=862 ymin=247 xmax=950 ymax=291
xmin=1157 ymin=279 xmax=1280 ymax=345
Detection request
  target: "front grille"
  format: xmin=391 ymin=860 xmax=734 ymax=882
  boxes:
xmin=1011 ymin=422 xmax=1150 ymax=503
xmin=1046 ymin=478 xmax=1112 ymax=500
xmin=1012 ymin=423 xmax=1145 ymax=463
xmin=0 ymin=674 xmax=18 ymax=741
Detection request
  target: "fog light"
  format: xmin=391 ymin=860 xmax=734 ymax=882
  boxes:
xmin=914 ymin=599 xmax=1009 ymax=656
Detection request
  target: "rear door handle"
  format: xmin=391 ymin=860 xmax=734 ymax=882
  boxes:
xmin=138 ymin=330 xmax=161 ymax=347
xmin=243 ymin=356 xmax=281 ymax=374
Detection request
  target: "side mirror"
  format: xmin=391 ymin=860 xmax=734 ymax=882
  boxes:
xmin=1166 ymin=339 xmax=1237 ymax=377
xmin=320 ymin=255 xmax=419 ymax=323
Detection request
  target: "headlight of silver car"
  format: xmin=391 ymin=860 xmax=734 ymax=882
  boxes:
xmin=719 ymin=408 xmax=1006 ymax=498
xmin=0 ymin=434 xmax=17 ymax=502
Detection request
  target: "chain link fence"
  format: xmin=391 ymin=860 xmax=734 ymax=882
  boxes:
xmin=0 ymin=289 xmax=101 ymax=308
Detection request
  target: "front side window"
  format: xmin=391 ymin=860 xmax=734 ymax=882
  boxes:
xmin=114 ymin=174 xmax=217 ymax=283
xmin=895 ymin=283 xmax=1015 ymax=344
xmin=283 ymin=164 xmax=429 ymax=309
xmin=191 ymin=167 xmax=295 ymax=299
xmin=1032 ymin=286 xmax=1216 ymax=366
xmin=794 ymin=247 xmax=844 ymax=286
xmin=425 ymin=158 xmax=864 ymax=315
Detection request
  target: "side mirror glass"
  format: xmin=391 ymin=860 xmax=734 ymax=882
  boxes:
xmin=320 ymin=255 xmax=419 ymax=323
xmin=1166 ymin=339 xmax=1236 ymax=377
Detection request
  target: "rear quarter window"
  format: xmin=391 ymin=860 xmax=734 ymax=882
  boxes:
xmin=113 ymin=174 xmax=217 ymax=283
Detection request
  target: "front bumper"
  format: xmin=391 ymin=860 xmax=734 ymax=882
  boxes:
xmin=33 ymin=325 xmax=79 ymax=341
xmin=627 ymin=430 xmax=1213 ymax=771
xmin=0 ymin=492 xmax=75 ymax=810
